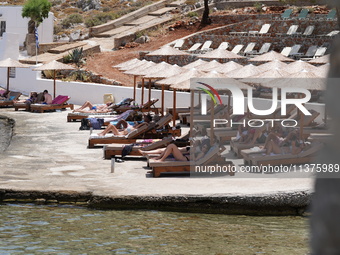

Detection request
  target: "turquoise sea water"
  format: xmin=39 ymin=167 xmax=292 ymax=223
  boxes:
xmin=0 ymin=203 xmax=309 ymax=254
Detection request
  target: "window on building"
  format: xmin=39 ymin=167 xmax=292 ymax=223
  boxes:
xmin=0 ymin=21 xmax=6 ymax=37
xmin=9 ymin=67 xmax=16 ymax=78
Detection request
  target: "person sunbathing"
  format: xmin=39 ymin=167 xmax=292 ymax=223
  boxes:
xmin=263 ymin=130 xmax=304 ymax=155
xmin=140 ymin=139 xmax=210 ymax=162
xmin=97 ymin=114 xmax=152 ymax=136
xmin=73 ymin=101 xmax=114 ymax=113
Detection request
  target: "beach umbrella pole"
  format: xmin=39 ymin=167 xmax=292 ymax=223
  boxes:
xmin=141 ymin=78 xmax=145 ymax=106
xmin=133 ymin=76 xmax=137 ymax=101
xmin=53 ymin=69 xmax=56 ymax=99
xmin=6 ymin=67 xmax=9 ymax=91
xmin=173 ymin=88 xmax=176 ymax=128
xmin=189 ymin=90 xmax=194 ymax=138
xmin=210 ymin=99 xmax=214 ymax=146
xmin=161 ymin=85 xmax=165 ymax=116
xmin=148 ymin=79 xmax=151 ymax=102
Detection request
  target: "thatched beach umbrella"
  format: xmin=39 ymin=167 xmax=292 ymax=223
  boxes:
xmin=146 ymin=45 xmax=190 ymax=63
xmin=214 ymin=61 xmax=243 ymax=74
xmin=199 ymin=49 xmax=245 ymax=62
xmin=124 ymin=61 xmax=157 ymax=105
xmin=195 ymin=60 xmax=224 ymax=72
xmin=316 ymin=63 xmax=330 ymax=78
xmin=143 ymin=64 xmax=184 ymax=115
xmin=263 ymin=69 xmax=327 ymax=139
xmin=119 ymin=59 xmax=149 ymax=71
xmin=308 ymin=54 xmax=330 ymax=65
xmin=0 ymin=58 xmax=30 ymax=91
xmin=240 ymin=68 xmax=291 ymax=85
xmin=249 ymin=51 xmax=294 ymax=63
xmin=225 ymin=64 xmax=265 ymax=78
xmin=155 ymin=68 xmax=206 ymax=86
xmin=33 ymin=60 xmax=75 ymax=99
xmin=183 ymin=59 xmax=208 ymax=69
xmin=284 ymin=60 xmax=318 ymax=74
xmin=258 ymin=60 xmax=288 ymax=72
xmin=113 ymin=58 xmax=141 ymax=69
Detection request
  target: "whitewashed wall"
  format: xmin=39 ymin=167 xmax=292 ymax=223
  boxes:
xmin=0 ymin=33 xmax=19 ymax=60
xmin=0 ymin=6 xmax=54 ymax=46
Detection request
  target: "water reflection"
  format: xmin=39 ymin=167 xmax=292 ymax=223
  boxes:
xmin=0 ymin=203 xmax=308 ymax=254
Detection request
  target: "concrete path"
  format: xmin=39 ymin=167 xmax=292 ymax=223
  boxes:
xmin=0 ymin=107 xmax=314 ymax=200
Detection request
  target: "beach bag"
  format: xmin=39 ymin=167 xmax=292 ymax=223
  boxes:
xmin=79 ymin=118 xmax=90 ymax=130
xmin=121 ymin=144 xmax=134 ymax=158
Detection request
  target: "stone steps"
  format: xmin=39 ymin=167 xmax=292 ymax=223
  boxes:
xmin=97 ymin=26 xmax=135 ymax=38
xmin=124 ymin=15 xmax=158 ymax=26
xmin=48 ymin=41 xmax=88 ymax=54
xmin=148 ymin=7 xmax=176 ymax=16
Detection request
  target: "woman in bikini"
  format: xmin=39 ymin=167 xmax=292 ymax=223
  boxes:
xmin=139 ymin=139 xmax=210 ymax=162
xmin=97 ymin=114 xmax=152 ymax=136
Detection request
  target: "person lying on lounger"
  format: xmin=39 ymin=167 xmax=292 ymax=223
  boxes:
xmin=262 ymin=129 xmax=305 ymax=155
xmin=139 ymin=138 xmax=210 ymax=162
xmin=73 ymin=101 xmax=114 ymax=113
xmin=97 ymin=114 xmax=152 ymax=136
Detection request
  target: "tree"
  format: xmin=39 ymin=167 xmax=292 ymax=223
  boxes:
xmin=200 ymin=0 xmax=211 ymax=27
xmin=22 ymin=0 xmax=51 ymax=32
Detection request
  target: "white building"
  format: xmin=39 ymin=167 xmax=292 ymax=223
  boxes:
xmin=0 ymin=5 xmax=54 ymax=59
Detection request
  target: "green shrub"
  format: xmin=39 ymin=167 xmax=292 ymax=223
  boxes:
xmin=84 ymin=12 xmax=120 ymax=27
xmin=61 ymin=13 xmax=83 ymax=28
xmin=187 ymin=11 xmax=198 ymax=17
xmin=254 ymin=2 xmax=262 ymax=12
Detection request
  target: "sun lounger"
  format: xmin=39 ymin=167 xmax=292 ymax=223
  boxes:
xmin=243 ymin=42 xmax=257 ymax=55
xmin=313 ymin=47 xmax=328 ymax=58
xmin=298 ymin=45 xmax=318 ymax=60
xmin=296 ymin=8 xmax=309 ymax=20
xmin=280 ymin=9 xmax=293 ymax=20
xmin=30 ymin=95 xmax=73 ymax=113
xmin=201 ymin=40 xmax=212 ymax=52
xmin=173 ymin=39 xmax=185 ymax=49
xmin=103 ymin=136 xmax=174 ymax=159
xmin=249 ymin=43 xmax=272 ymax=56
xmin=13 ymin=91 xmax=38 ymax=111
xmin=288 ymin=44 xmax=302 ymax=57
xmin=88 ymin=114 xmax=178 ymax=148
xmin=248 ymin=24 xmax=271 ymax=36
xmin=67 ymin=111 xmax=117 ymax=122
xmin=281 ymin=47 xmax=292 ymax=57
xmin=114 ymin=99 xmax=160 ymax=114
xmin=148 ymin=144 xmax=234 ymax=177
xmin=326 ymin=9 xmax=337 ymax=20
xmin=276 ymin=25 xmax=299 ymax=37
xmin=318 ymin=30 xmax=340 ymax=37
xmin=0 ymin=91 xmax=22 ymax=107
xmin=187 ymin=43 xmax=202 ymax=52
xmin=242 ymin=141 xmax=323 ymax=166
xmin=217 ymin=42 xmax=230 ymax=50
xmin=301 ymin=25 xmax=315 ymax=37
xmin=231 ymin=44 xmax=244 ymax=54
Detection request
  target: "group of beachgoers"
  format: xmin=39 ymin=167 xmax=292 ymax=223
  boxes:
xmin=1 ymin=89 xmax=53 ymax=105
xmin=236 ymin=123 xmax=306 ymax=156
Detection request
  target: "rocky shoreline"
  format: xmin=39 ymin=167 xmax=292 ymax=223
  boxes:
xmin=0 ymin=116 xmax=14 ymax=153
xmin=0 ymin=188 xmax=311 ymax=216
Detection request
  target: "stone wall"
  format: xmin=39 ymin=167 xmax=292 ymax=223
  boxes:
xmin=37 ymin=42 xmax=69 ymax=54
xmin=89 ymin=0 xmax=171 ymax=37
